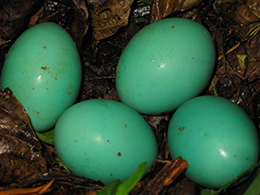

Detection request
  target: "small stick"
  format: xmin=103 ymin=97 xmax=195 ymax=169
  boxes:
xmin=139 ymin=156 xmax=188 ymax=195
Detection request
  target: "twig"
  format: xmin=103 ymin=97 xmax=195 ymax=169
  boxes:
xmin=139 ymin=156 xmax=188 ymax=195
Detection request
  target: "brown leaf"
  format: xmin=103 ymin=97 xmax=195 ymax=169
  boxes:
xmin=29 ymin=0 xmax=89 ymax=48
xmin=233 ymin=0 xmax=260 ymax=40
xmin=69 ymin=0 xmax=89 ymax=48
xmin=235 ymin=0 xmax=260 ymax=25
xmin=87 ymin=0 xmax=134 ymax=41
xmin=150 ymin=0 xmax=204 ymax=23
xmin=0 ymin=88 xmax=47 ymax=186
xmin=0 ymin=0 xmax=43 ymax=49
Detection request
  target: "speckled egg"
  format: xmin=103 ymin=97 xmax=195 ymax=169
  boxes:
xmin=167 ymin=96 xmax=259 ymax=188
xmin=116 ymin=18 xmax=216 ymax=114
xmin=54 ymin=99 xmax=158 ymax=184
xmin=0 ymin=22 xmax=81 ymax=132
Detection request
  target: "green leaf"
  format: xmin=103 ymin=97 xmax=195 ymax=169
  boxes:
xmin=55 ymin=156 xmax=70 ymax=173
xmin=36 ymin=129 xmax=55 ymax=145
xmin=200 ymin=189 xmax=218 ymax=195
xmin=116 ymin=162 xmax=147 ymax=195
xmin=97 ymin=162 xmax=147 ymax=195
xmin=244 ymin=171 xmax=260 ymax=195
xmin=211 ymin=80 xmax=218 ymax=96
xmin=98 ymin=180 xmax=121 ymax=195
xmin=201 ymin=161 xmax=260 ymax=195
xmin=215 ymin=161 xmax=260 ymax=194
xmin=237 ymin=54 xmax=247 ymax=70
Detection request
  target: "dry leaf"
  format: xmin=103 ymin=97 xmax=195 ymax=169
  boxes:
xmin=0 ymin=88 xmax=47 ymax=186
xmin=29 ymin=0 xmax=89 ymax=48
xmin=0 ymin=0 xmax=43 ymax=49
xmin=68 ymin=0 xmax=89 ymax=47
xmin=233 ymin=0 xmax=260 ymax=40
xmin=243 ymin=32 xmax=260 ymax=83
xmin=235 ymin=0 xmax=260 ymax=24
xmin=87 ymin=0 xmax=134 ymax=41
xmin=150 ymin=0 xmax=204 ymax=23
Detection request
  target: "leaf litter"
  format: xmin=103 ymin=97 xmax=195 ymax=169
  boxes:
xmin=0 ymin=0 xmax=260 ymax=194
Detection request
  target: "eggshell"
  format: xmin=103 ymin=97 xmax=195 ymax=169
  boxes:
xmin=54 ymin=99 xmax=158 ymax=184
xmin=167 ymin=96 xmax=259 ymax=188
xmin=116 ymin=18 xmax=216 ymax=114
xmin=0 ymin=22 xmax=81 ymax=132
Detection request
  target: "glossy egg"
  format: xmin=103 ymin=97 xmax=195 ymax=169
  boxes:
xmin=167 ymin=96 xmax=259 ymax=188
xmin=54 ymin=99 xmax=158 ymax=184
xmin=0 ymin=22 xmax=81 ymax=132
xmin=116 ymin=18 xmax=216 ymax=114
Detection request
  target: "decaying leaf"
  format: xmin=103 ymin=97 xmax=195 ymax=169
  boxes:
xmin=235 ymin=0 xmax=260 ymax=25
xmin=29 ymin=0 xmax=89 ymax=48
xmin=0 ymin=0 xmax=43 ymax=49
xmin=0 ymin=88 xmax=47 ymax=186
xmin=150 ymin=0 xmax=204 ymax=23
xmin=0 ymin=0 xmax=44 ymax=67
xmin=87 ymin=0 xmax=134 ymax=41
xmin=68 ymin=0 xmax=89 ymax=47
xmin=233 ymin=0 xmax=260 ymax=40
xmin=243 ymin=32 xmax=260 ymax=83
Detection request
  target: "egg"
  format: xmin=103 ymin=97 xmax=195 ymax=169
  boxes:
xmin=167 ymin=96 xmax=259 ymax=188
xmin=0 ymin=22 xmax=82 ymax=132
xmin=116 ymin=18 xmax=216 ymax=114
xmin=54 ymin=99 xmax=158 ymax=184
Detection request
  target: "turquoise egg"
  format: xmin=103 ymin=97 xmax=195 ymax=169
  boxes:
xmin=116 ymin=18 xmax=216 ymax=114
xmin=54 ymin=99 xmax=158 ymax=184
xmin=167 ymin=96 xmax=259 ymax=188
xmin=0 ymin=22 xmax=81 ymax=132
